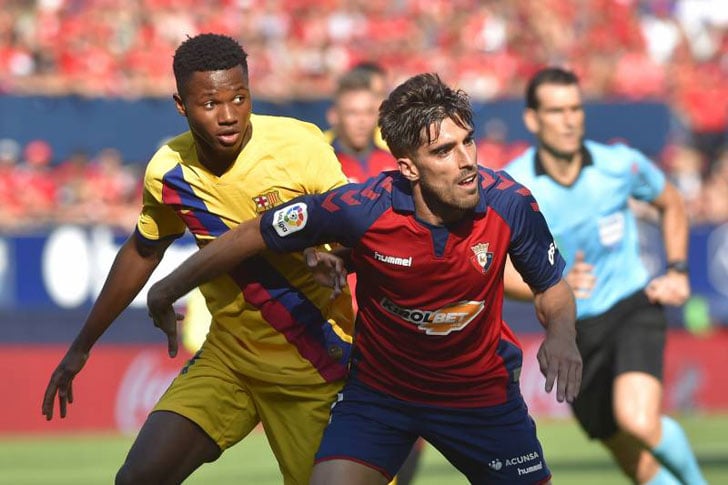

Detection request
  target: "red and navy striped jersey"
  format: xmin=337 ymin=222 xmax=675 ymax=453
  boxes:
xmin=260 ymin=167 xmax=565 ymax=407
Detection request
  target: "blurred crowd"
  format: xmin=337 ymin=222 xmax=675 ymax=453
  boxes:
xmin=2 ymin=0 xmax=726 ymax=101
xmin=0 ymin=138 xmax=142 ymax=231
xmin=0 ymin=0 xmax=726 ymax=230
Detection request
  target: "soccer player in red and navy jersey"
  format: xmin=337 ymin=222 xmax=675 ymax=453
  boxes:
xmin=147 ymin=73 xmax=582 ymax=484
xmin=326 ymin=68 xmax=396 ymax=184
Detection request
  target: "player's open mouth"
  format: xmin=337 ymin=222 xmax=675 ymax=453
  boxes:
xmin=217 ymin=132 xmax=240 ymax=145
xmin=458 ymin=174 xmax=477 ymax=186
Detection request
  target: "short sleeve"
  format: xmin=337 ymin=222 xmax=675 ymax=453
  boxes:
xmin=626 ymin=146 xmax=666 ymax=202
xmin=488 ymin=172 xmax=565 ymax=292
xmin=136 ymin=164 xmax=186 ymax=244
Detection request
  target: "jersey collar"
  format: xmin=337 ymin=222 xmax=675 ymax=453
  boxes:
xmin=534 ymin=144 xmax=593 ymax=176
xmin=390 ymin=171 xmax=488 ymax=215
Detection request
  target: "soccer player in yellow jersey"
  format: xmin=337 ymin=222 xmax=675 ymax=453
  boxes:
xmin=42 ymin=33 xmax=353 ymax=485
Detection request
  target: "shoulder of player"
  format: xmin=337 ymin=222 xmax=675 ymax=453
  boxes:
xmin=143 ymin=132 xmax=193 ymax=182
xmin=502 ymin=146 xmax=537 ymax=180
xmin=328 ymin=172 xmax=397 ymax=206
xmin=251 ymin=113 xmax=327 ymax=142
xmin=250 ymin=114 xmax=337 ymax=173
xmin=479 ymin=167 xmax=535 ymax=214
xmin=585 ymin=140 xmax=651 ymax=175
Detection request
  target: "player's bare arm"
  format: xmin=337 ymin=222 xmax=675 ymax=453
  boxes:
xmin=645 ymin=181 xmax=691 ymax=306
xmin=42 ymin=235 xmax=172 ymax=420
xmin=146 ymin=218 xmax=267 ymax=353
xmin=533 ymin=279 xmax=581 ymax=403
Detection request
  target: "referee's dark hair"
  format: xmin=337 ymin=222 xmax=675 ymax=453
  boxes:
xmin=173 ymin=33 xmax=249 ymax=96
xmin=526 ymin=67 xmax=580 ymax=110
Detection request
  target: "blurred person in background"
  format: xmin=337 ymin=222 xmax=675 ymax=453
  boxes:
xmin=327 ymin=67 xmax=396 ymax=183
xmin=15 ymin=139 xmax=57 ymax=227
xmin=0 ymin=138 xmax=23 ymax=230
xmin=42 ymin=33 xmax=354 ymax=485
xmin=505 ymin=67 xmax=706 ymax=485
xmin=325 ymin=61 xmax=390 ymax=152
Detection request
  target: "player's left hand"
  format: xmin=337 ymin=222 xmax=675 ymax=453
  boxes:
xmin=645 ymin=272 xmax=690 ymax=306
xmin=537 ymin=326 xmax=582 ymax=403
xmin=147 ymin=284 xmax=184 ymax=358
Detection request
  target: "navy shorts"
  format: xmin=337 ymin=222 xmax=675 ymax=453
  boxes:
xmin=315 ymin=380 xmax=551 ymax=484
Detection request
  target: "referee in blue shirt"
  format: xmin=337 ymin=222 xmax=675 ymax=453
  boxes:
xmin=505 ymin=67 xmax=705 ymax=485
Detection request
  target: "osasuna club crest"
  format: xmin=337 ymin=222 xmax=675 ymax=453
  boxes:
xmin=470 ymin=242 xmax=494 ymax=274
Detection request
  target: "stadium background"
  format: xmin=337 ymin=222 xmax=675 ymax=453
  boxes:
xmin=1 ymin=0 xmax=727 ymax=483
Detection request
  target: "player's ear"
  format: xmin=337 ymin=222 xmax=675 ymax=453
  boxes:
xmin=523 ymin=108 xmax=538 ymax=134
xmin=173 ymin=94 xmax=186 ymax=117
xmin=398 ymin=157 xmax=419 ymax=181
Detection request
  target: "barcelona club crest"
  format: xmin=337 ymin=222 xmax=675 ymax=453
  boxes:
xmin=252 ymin=191 xmax=281 ymax=213
xmin=470 ymin=242 xmax=494 ymax=274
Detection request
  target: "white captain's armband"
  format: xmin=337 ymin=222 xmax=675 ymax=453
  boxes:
xmin=273 ymin=202 xmax=309 ymax=237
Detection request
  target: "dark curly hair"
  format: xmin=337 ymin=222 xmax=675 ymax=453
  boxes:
xmin=173 ymin=33 xmax=249 ymax=96
xmin=379 ymin=73 xmax=473 ymax=159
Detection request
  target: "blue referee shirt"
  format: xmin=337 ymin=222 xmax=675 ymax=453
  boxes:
xmin=505 ymin=140 xmax=666 ymax=319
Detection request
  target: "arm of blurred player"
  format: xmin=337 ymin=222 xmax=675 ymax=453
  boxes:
xmin=533 ymin=279 xmax=582 ymax=403
xmin=42 ymin=235 xmax=172 ymax=420
xmin=147 ymin=218 xmax=267 ymax=347
xmin=645 ymin=181 xmax=691 ymax=306
xmin=504 ymin=252 xmax=595 ymax=301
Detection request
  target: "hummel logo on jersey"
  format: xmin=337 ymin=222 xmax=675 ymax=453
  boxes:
xmin=272 ymin=202 xmax=308 ymax=237
xmin=373 ymin=251 xmax=412 ymax=267
xmin=380 ymin=297 xmax=484 ymax=335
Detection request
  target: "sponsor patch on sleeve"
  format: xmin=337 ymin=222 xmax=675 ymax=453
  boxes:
xmin=272 ymin=202 xmax=308 ymax=237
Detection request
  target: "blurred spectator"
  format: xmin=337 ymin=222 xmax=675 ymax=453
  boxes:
xmin=476 ymin=119 xmax=530 ymax=170
xmin=54 ymin=147 xmax=140 ymax=230
xmin=661 ymin=141 xmax=706 ymax=220
xmin=700 ymin=148 xmax=728 ymax=223
xmin=0 ymin=138 xmax=23 ymax=229
xmin=14 ymin=139 xmax=57 ymax=226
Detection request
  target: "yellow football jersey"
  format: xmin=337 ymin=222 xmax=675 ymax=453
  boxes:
xmin=138 ymin=114 xmax=353 ymax=385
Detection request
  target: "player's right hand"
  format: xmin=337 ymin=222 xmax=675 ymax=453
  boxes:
xmin=147 ymin=284 xmax=183 ymax=358
xmin=42 ymin=348 xmax=89 ymax=420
